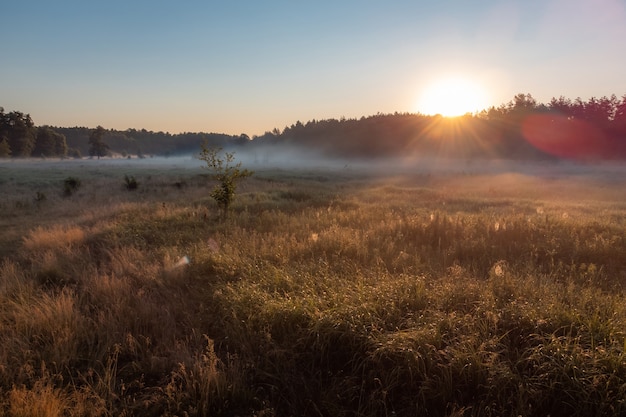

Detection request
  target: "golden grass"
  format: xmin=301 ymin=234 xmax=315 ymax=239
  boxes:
xmin=2 ymin=160 xmax=626 ymax=416
xmin=9 ymin=380 xmax=70 ymax=417
xmin=22 ymin=225 xmax=86 ymax=252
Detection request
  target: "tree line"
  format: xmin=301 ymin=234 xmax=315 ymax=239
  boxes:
xmin=3 ymin=93 xmax=626 ymax=161
xmin=0 ymin=107 xmax=243 ymax=159
xmin=56 ymin=126 xmax=244 ymax=158
xmin=252 ymin=93 xmax=626 ymax=160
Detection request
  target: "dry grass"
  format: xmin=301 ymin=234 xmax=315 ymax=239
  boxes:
xmin=1 ymin=159 xmax=626 ymax=416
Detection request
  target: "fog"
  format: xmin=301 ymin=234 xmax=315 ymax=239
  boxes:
xmin=2 ymin=143 xmax=625 ymax=182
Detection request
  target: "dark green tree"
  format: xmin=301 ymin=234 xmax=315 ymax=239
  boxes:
xmin=33 ymin=126 xmax=68 ymax=157
xmin=197 ymin=142 xmax=253 ymax=216
xmin=0 ymin=108 xmax=13 ymax=157
xmin=548 ymin=96 xmax=574 ymax=117
xmin=0 ymin=110 xmax=36 ymax=157
xmin=89 ymin=125 xmax=109 ymax=159
xmin=508 ymin=93 xmax=539 ymax=114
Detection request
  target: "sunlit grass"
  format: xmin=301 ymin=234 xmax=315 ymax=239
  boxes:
xmin=1 ymin=160 xmax=626 ymax=416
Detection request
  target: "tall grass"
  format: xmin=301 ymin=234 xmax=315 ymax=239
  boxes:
xmin=1 ymin=160 xmax=626 ymax=416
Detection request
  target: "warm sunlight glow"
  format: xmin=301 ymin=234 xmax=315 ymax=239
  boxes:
xmin=416 ymin=77 xmax=489 ymax=117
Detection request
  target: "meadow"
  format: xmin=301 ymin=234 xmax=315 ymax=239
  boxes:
xmin=1 ymin=157 xmax=626 ymax=416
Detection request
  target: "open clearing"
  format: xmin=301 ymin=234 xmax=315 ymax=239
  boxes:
xmin=1 ymin=157 xmax=626 ymax=416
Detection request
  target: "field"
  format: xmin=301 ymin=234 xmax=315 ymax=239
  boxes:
xmin=1 ymin=157 xmax=626 ymax=416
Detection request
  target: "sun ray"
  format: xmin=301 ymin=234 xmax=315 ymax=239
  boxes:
xmin=402 ymin=114 xmax=504 ymax=167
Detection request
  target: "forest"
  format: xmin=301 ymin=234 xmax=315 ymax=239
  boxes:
xmin=2 ymin=93 xmax=626 ymax=161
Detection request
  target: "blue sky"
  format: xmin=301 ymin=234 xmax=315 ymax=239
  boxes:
xmin=2 ymin=0 xmax=625 ymax=135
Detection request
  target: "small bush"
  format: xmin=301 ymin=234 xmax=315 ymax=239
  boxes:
xmin=63 ymin=177 xmax=81 ymax=196
xmin=67 ymin=148 xmax=82 ymax=159
xmin=124 ymin=175 xmax=139 ymax=191
xmin=197 ymin=143 xmax=253 ymax=216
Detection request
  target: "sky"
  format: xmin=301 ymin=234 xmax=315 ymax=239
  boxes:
xmin=2 ymin=0 xmax=626 ymax=136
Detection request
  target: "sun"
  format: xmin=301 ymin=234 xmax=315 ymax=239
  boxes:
xmin=416 ymin=77 xmax=489 ymax=117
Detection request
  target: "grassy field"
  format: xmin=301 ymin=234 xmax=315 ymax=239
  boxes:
xmin=1 ymin=157 xmax=626 ymax=416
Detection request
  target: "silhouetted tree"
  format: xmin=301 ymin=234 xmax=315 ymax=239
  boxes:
xmin=571 ymin=97 xmax=587 ymax=120
xmin=0 ymin=109 xmax=36 ymax=157
xmin=33 ymin=126 xmax=68 ymax=157
xmin=548 ymin=96 xmax=574 ymax=118
xmin=583 ymin=95 xmax=618 ymax=126
xmin=614 ymin=95 xmax=626 ymax=131
xmin=508 ymin=93 xmax=539 ymax=114
xmin=89 ymin=125 xmax=109 ymax=159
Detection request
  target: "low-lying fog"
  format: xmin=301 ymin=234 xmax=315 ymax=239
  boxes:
xmin=2 ymin=144 xmax=625 ymax=180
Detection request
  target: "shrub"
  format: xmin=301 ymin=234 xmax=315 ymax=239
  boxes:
xmin=67 ymin=148 xmax=82 ymax=159
xmin=197 ymin=143 xmax=253 ymax=215
xmin=63 ymin=177 xmax=81 ymax=196
xmin=123 ymin=175 xmax=138 ymax=191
